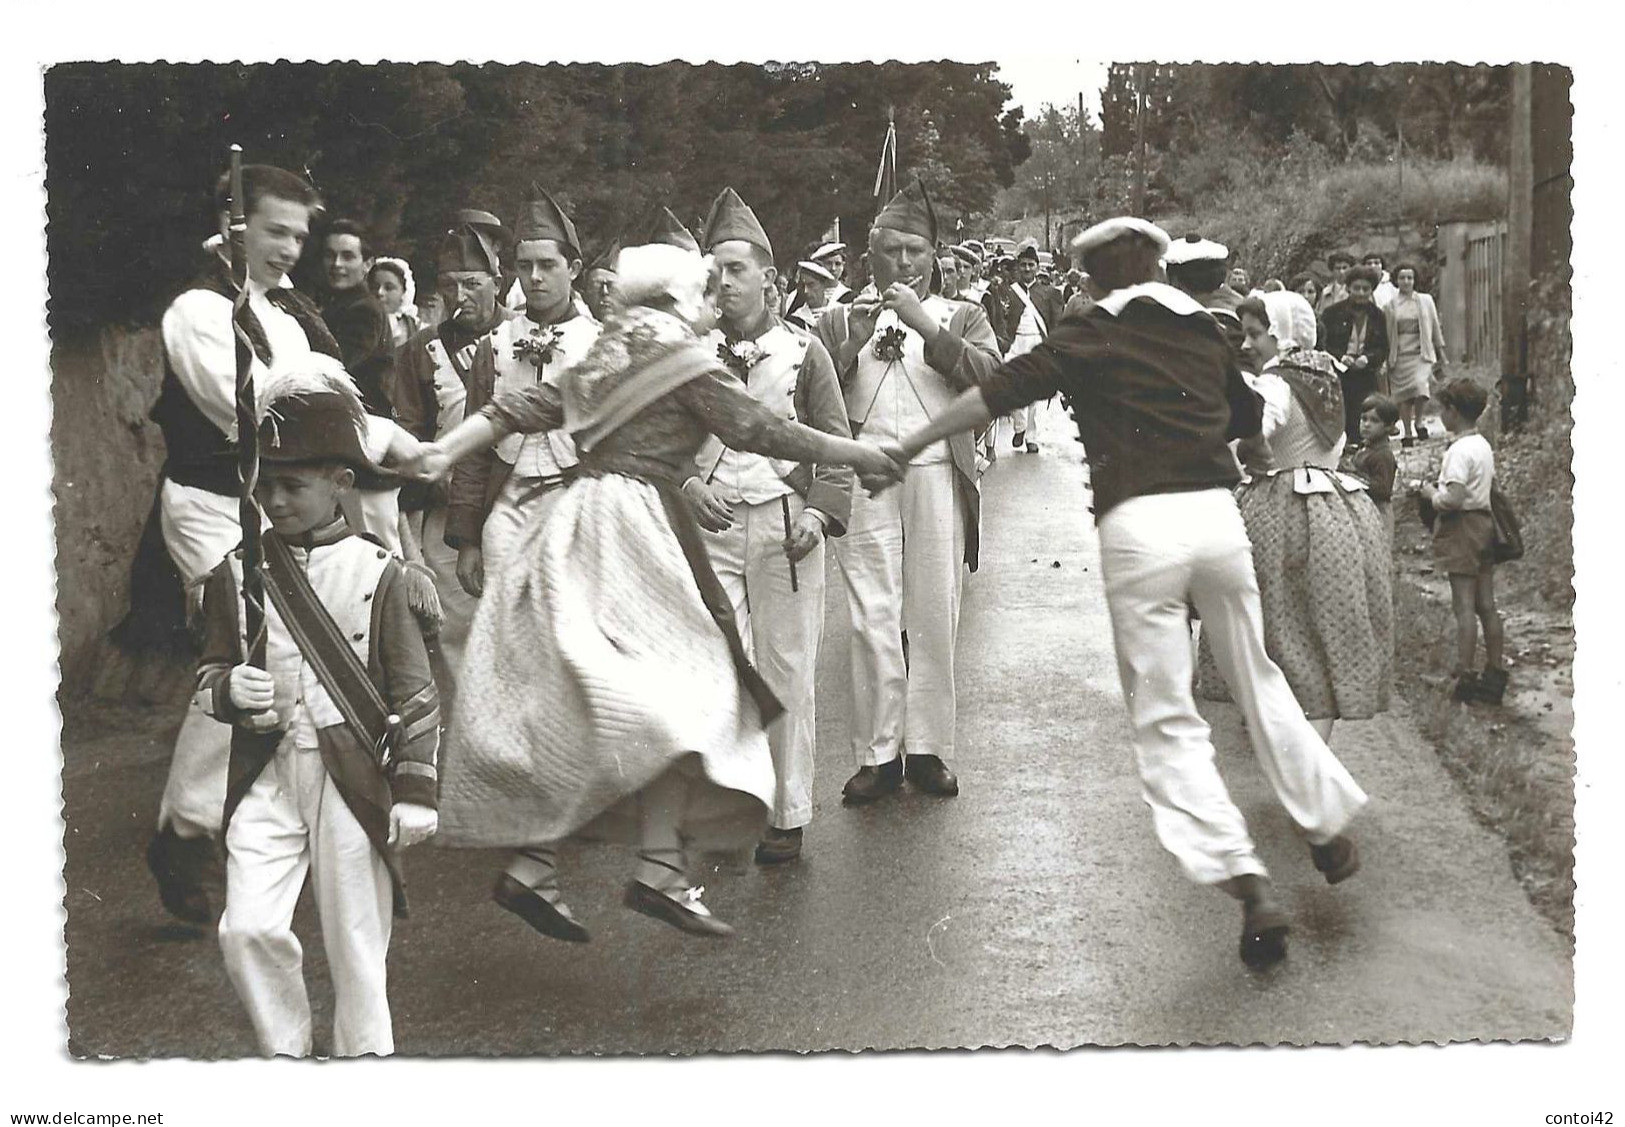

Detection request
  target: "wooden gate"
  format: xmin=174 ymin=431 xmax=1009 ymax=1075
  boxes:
xmin=1438 ymin=219 xmax=1507 ymax=367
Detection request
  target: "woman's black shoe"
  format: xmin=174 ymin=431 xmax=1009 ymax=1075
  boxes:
xmin=492 ymin=873 xmax=591 ymax=943
xmin=623 ymin=881 xmax=735 ymax=937
xmin=1473 ymin=667 xmax=1509 ymax=705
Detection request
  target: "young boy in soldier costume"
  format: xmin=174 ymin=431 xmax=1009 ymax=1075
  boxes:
xmin=199 ymin=366 xmax=440 ymax=1056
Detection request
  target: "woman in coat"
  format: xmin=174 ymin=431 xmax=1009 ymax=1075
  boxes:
xmin=1319 ymin=266 xmax=1390 ymax=446
xmin=1382 ymin=263 xmax=1449 ymax=447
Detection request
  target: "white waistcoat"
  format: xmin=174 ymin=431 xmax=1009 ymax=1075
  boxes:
xmin=491 ymin=314 xmax=599 ymax=478
xmin=695 ymin=325 xmax=806 ymax=503
xmin=843 ymin=297 xmax=962 ymax=465
xmin=227 ymin=537 xmax=392 ymax=749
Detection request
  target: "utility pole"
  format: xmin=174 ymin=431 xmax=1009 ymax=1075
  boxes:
xmin=1134 ymin=64 xmax=1148 ymax=214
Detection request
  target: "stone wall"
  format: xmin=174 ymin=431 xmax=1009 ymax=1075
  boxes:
xmin=51 ymin=324 xmax=170 ymax=696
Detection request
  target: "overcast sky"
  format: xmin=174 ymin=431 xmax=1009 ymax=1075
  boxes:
xmin=994 ymin=57 xmax=1112 ymax=123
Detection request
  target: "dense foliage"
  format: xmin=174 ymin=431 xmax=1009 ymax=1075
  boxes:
xmin=46 ymin=61 xmax=1024 ymax=329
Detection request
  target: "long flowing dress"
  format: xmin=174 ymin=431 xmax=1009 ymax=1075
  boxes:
xmin=1198 ymin=349 xmax=1393 ymax=720
xmin=436 ymin=306 xmax=815 ymax=852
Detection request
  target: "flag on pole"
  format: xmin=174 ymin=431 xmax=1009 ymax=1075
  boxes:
xmin=873 ymin=112 xmax=898 ymax=203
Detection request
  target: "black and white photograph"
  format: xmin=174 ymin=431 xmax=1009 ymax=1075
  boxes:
xmin=7 ymin=9 xmax=1620 ymax=1123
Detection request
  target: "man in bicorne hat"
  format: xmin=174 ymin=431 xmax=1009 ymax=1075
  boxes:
xmin=862 ymin=216 xmax=1368 ymax=970
xmin=814 ymin=180 xmax=1002 ymax=805
xmin=392 ymin=218 xmax=512 ymax=680
xmin=443 ymin=184 xmax=601 ymax=595
xmin=684 ymin=187 xmax=853 ymax=864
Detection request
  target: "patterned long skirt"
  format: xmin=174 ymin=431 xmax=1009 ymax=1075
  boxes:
xmin=436 ymin=473 xmax=774 ymax=850
xmin=1198 ymin=470 xmax=1393 ymax=720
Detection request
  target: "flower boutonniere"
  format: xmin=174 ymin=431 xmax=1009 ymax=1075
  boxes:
xmin=873 ymin=324 xmax=908 ymax=364
xmin=514 ymin=324 xmax=562 ymax=367
xmin=719 ymin=338 xmax=767 ymax=380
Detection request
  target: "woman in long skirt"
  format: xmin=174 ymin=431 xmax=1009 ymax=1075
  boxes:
xmin=406 ymin=244 xmax=892 ymax=940
xmin=1198 ymin=292 xmax=1393 ymax=741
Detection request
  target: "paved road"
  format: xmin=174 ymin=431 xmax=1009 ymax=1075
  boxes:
xmin=62 ymin=410 xmax=1572 ymax=1055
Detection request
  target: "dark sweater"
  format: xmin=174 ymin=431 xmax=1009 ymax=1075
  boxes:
xmin=980 ymin=293 xmax=1262 ymax=520
xmin=322 ymin=285 xmax=397 ymax=418
xmin=1351 ymin=438 xmax=1397 ymax=503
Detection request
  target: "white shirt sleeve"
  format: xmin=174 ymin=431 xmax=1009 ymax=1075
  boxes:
xmin=1247 ymin=370 xmax=1292 ymax=441
xmin=161 ymin=289 xmax=271 ymax=438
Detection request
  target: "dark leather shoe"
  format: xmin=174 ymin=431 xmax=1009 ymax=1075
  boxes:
xmin=842 ymin=759 xmax=904 ymax=805
xmin=146 ymin=827 xmax=215 ymax=926
xmin=1473 ymin=667 xmax=1509 ymax=704
xmin=492 ymin=873 xmax=590 ymax=943
xmin=753 ymin=826 xmax=803 ymax=865
xmin=623 ymin=881 xmax=735 ymax=938
xmin=1451 ymin=671 xmax=1481 ymax=702
xmin=1240 ymin=898 xmax=1291 ymax=970
xmin=1024 ymin=440 xmax=1039 ymax=453
xmin=1309 ymin=835 xmax=1361 ymax=885
xmin=904 ymin=754 xmax=959 ymax=796
xmin=1011 ymin=431 xmax=1026 ymax=449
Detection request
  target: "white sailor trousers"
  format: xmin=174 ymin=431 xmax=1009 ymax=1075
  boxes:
xmin=219 ymin=742 xmax=394 ymax=1057
xmin=1096 ymin=488 xmax=1368 ymax=885
xmin=703 ymin=493 xmax=825 ymax=829
xmin=835 ymin=461 xmax=965 ymax=767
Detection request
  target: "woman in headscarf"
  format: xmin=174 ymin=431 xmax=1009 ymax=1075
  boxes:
xmin=1198 ymin=291 xmax=1393 ymax=742
xmin=403 ymin=243 xmax=895 ymax=941
xmin=368 ymin=257 xmax=421 ymax=350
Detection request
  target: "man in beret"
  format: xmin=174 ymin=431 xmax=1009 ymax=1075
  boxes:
xmin=810 ymin=241 xmax=853 ymax=306
xmin=860 ymin=215 xmax=1368 ymax=970
xmin=1164 ymin=233 xmax=1246 ymax=357
xmin=955 ymin=243 xmax=988 ymax=303
xmin=684 ymin=187 xmax=854 ymax=863
xmin=785 ymin=259 xmax=839 ymax=332
xmin=814 ymin=180 xmax=1003 ymax=805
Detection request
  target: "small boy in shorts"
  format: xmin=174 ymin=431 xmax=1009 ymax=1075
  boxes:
xmin=1422 ymin=377 xmax=1505 ymax=704
xmin=198 ymin=366 xmax=440 ymax=1056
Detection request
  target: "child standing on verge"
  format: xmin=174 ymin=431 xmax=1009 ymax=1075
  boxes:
xmin=1352 ymin=393 xmax=1399 ymax=532
xmin=198 ymin=366 xmax=440 ymax=1057
xmin=1424 ymin=377 xmax=1506 ymax=704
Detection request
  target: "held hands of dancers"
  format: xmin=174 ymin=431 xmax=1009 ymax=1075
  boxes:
xmin=855 ymin=440 xmax=910 ymax=497
xmin=394 ymin=440 xmax=454 ymax=483
xmin=388 ymin=802 xmax=438 ymax=850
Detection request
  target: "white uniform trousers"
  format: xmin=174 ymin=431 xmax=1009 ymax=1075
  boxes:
xmin=219 ymin=741 xmax=394 ymax=1057
xmin=157 ymin=481 xmax=244 ymax=839
xmin=1003 ymin=331 xmax=1045 ymax=440
xmin=1096 ymin=489 xmax=1369 ymax=885
xmin=834 ymin=461 xmax=965 ymax=767
xmin=702 ymin=493 xmax=824 ymax=829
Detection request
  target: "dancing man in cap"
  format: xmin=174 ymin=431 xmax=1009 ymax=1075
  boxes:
xmin=859 ymin=216 xmax=1367 ymax=969
xmin=687 ymin=187 xmax=854 ymax=863
xmin=815 ymin=180 xmax=1002 ymax=804
xmin=442 ymin=185 xmax=600 ymax=595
